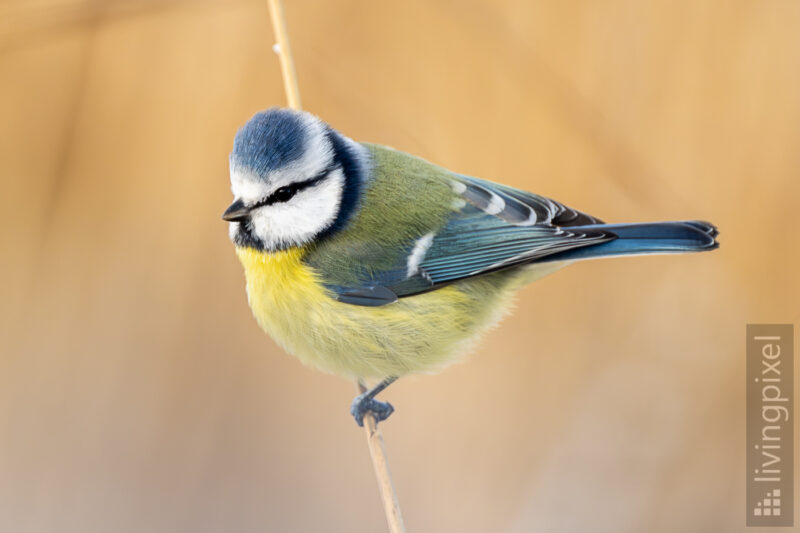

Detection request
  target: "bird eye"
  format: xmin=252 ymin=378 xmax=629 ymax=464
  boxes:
xmin=271 ymin=185 xmax=296 ymax=203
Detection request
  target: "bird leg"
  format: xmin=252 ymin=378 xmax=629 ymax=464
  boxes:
xmin=350 ymin=376 xmax=398 ymax=427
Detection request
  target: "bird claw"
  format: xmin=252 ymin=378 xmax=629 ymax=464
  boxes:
xmin=350 ymin=394 xmax=395 ymax=427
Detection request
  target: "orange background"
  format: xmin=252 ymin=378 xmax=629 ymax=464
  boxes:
xmin=1 ymin=1 xmax=798 ymax=532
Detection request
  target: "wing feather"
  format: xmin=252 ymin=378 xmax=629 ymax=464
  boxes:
xmin=310 ymin=160 xmax=611 ymax=305
xmin=455 ymin=174 xmax=604 ymax=226
xmin=400 ymin=204 xmax=612 ymax=289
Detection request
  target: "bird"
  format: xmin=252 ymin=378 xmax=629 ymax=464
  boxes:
xmin=223 ymin=107 xmax=718 ymax=426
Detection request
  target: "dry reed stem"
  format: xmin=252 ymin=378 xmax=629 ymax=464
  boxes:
xmin=266 ymin=0 xmax=301 ymax=110
xmin=356 ymin=381 xmax=406 ymax=533
xmin=265 ymin=2 xmax=405 ymax=531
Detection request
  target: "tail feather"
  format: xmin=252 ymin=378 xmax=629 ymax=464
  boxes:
xmin=539 ymin=220 xmax=719 ymax=263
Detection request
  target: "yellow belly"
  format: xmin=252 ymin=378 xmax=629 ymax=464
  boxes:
xmin=235 ymin=246 xmax=561 ymax=379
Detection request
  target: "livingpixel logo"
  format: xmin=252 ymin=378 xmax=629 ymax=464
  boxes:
xmin=752 ymin=488 xmax=781 ymax=518
xmin=747 ymin=324 xmax=794 ymax=527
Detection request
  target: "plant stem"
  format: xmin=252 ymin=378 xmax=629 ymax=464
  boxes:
xmin=356 ymin=380 xmax=406 ymax=533
xmin=265 ymin=3 xmax=405 ymax=531
xmin=267 ymin=0 xmax=301 ymax=110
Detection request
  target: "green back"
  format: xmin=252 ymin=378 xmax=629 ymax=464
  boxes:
xmin=303 ymin=144 xmax=455 ymax=288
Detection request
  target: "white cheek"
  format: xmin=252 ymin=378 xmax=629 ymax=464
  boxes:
xmin=250 ymin=170 xmax=345 ymax=249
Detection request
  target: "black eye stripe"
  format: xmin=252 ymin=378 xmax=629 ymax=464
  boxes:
xmin=251 ymin=165 xmax=338 ymax=208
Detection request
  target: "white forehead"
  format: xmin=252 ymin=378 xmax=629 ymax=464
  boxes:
xmin=229 ymin=113 xmax=334 ymax=203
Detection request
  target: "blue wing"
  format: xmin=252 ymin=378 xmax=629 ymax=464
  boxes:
xmin=400 ymin=205 xmax=610 ymax=288
xmin=324 ymin=173 xmax=614 ymax=305
xmin=453 ymin=173 xmax=604 ymax=228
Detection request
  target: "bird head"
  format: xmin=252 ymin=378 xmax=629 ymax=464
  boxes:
xmin=224 ymin=108 xmax=365 ymax=251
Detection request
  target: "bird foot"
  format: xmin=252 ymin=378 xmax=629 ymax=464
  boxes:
xmin=350 ymin=394 xmax=394 ymax=427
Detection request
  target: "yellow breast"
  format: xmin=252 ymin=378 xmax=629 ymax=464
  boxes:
xmin=234 ymin=246 xmax=534 ymax=379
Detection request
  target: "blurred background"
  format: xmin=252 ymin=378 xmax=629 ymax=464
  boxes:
xmin=1 ymin=1 xmax=798 ymax=531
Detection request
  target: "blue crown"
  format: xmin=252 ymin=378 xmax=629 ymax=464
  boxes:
xmin=231 ymin=108 xmax=307 ymax=177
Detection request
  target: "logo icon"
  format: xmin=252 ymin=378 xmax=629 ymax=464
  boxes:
xmin=753 ymin=489 xmax=781 ymax=517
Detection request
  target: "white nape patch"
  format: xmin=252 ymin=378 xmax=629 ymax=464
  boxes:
xmin=450 ymin=181 xmax=467 ymax=194
xmin=248 ymin=168 xmax=346 ymax=249
xmin=484 ymin=192 xmax=505 ymax=215
xmin=406 ymin=232 xmax=435 ymax=277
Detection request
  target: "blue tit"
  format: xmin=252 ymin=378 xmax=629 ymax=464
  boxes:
xmin=223 ymin=107 xmax=719 ymax=426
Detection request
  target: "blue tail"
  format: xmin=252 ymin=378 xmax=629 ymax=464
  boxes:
xmin=539 ymin=220 xmax=719 ymax=263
